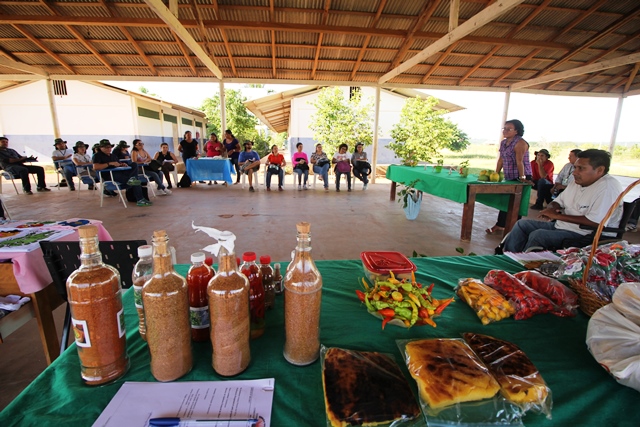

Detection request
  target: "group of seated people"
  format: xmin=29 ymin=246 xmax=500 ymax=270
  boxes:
xmin=260 ymin=142 xmax=372 ymax=192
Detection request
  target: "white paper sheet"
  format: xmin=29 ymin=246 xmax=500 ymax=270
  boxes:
xmin=504 ymin=251 xmax=561 ymax=265
xmin=92 ymin=378 xmax=275 ymax=427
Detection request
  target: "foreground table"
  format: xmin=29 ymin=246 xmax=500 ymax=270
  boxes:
xmin=1 ymin=256 xmax=638 ymax=426
xmin=387 ymin=165 xmax=531 ymax=241
xmin=186 ymin=158 xmax=234 ymax=184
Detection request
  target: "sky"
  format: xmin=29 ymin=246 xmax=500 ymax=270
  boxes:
xmin=102 ymin=80 xmax=639 ymax=145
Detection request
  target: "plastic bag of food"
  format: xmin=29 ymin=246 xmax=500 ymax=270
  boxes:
xmin=456 ymin=278 xmax=516 ymax=325
xmin=321 ymin=345 xmax=421 ymax=427
xmin=463 ymin=332 xmax=553 ymax=419
xmin=397 ymin=338 xmax=524 ymax=426
xmin=612 ymin=282 xmax=640 ymax=328
xmin=484 ymin=270 xmax=556 ymax=320
xmin=586 ymin=290 xmax=640 ymax=393
xmin=514 ymin=270 xmax=578 ymax=317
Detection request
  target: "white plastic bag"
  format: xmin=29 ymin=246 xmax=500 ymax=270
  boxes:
xmin=586 ymin=283 xmax=640 ymax=392
xmin=403 ymin=193 xmax=422 ymax=220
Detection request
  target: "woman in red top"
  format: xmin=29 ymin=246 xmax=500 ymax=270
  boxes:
xmin=265 ymin=145 xmax=286 ymax=191
xmin=530 ymin=149 xmax=554 ymax=210
xmin=205 ymin=133 xmax=225 ymax=185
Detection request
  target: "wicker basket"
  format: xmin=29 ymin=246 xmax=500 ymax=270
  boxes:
xmin=567 ymin=178 xmax=640 ymax=316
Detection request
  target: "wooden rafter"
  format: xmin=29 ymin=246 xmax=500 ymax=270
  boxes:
xmin=211 ymin=0 xmax=236 ymax=77
xmin=420 ymin=44 xmax=455 ymax=84
xmin=173 ymin=33 xmax=198 ymax=77
xmin=449 ymin=0 xmax=460 ymax=32
xmin=591 ymin=66 xmax=632 ymax=92
xmin=270 ymin=0 xmax=276 ymax=78
xmin=12 ymin=24 xmax=75 ymax=74
xmin=350 ymin=0 xmax=387 ymax=81
xmin=0 ymin=45 xmax=22 ymax=63
xmin=0 ymin=56 xmax=49 ymax=76
xmin=387 ymin=0 xmax=441 ymax=71
xmin=311 ymin=0 xmax=331 ymax=80
xmin=190 ymin=0 xmax=216 ymax=59
xmin=623 ymin=63 xmax=640 ymax=93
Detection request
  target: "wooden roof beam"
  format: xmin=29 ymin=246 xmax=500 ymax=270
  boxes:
xmin=623 ymin=63 xmax=640 ymax=93
xmin=143 ymin=0 xmax=223 ymax=79
xmin=0 ymin=45 xmax=22 ymax=63
xmin=379 ymin=0 xmax=524 ymax=84
xmin=12 ymin=24 xmax=75 ymax=74
xmin=350 ymin=0 xmax=387 ymax=81
xmin=449 ymin=0 xmax=460 ymax=32
xmin=269 ymin=0 xmax=276 ymax=78
xmin=420 ymin=44 xmax=455 ymax=84
xmin=491 ymin=48 xmax=542 ymax=86
xmin=0 ymin=56 xmax=49 ymax=76
xmin=190 ymin=0 xmax=216 ymax=60
xmin=591 ymin=66 xmax=632 ymax=92
xmin=511 ymin=52 xmax=640 ymax=89
xmin=311 ymin=0 xmax=331 ymax=80
xmin=172 ymin=33 xmax=198 ymax=77
xmin=211 ymin=0 xmax=236 ymax=77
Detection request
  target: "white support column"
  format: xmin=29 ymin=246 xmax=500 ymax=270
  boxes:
xmin=500 ymin=89 xmax=511 ymax=140
xmin=219 ymin=81 xmax=226 ymax=133
xmin=130 ymin=96 xmax=139 ymax=138
xmin=371 ymin=86 xmax=381 ymax=184
xmin=46 ymin=79 xmax=60 ymax=139
xmin=608 ymin=95 xmax=624 ymax=157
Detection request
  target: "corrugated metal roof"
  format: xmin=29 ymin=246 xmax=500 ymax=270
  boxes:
xmin=0 ymin=0 xmax=637 ymax=95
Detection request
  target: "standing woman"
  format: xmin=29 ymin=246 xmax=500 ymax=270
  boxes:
xmin=292 ymin=142 xmax=309 ymax=190
xmin=205 ymin=133 xmax=225 ymax=185
xmin=179 ymin=131 xmax=199 ymax=162
xmin=351 ymin=143 xmax=371 ymax=190
xmin=486 ymin=119 xmax=532 ymax=235
xmin=224 ymin=129 xmax=241 ymax=184
xmin=154 ymin=142 xmax=179 ymax=189
xmin=310 ymin=143 xmax=331 ymax=191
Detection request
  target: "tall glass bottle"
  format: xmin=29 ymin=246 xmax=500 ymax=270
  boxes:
xmin=187 ymin=252 xmax=214 ymax=342
xmin=207 ymin=232 xmax=251 ymax=376
xmin=132 ymin=245 xmax=153 ymax=341
xmin=259 ymin=255 xmax=275 ymax=310
xmin=284 ymin=222 xmax=322 ymax=365
xmin=142 ymin=230 xmax=192 ymax=382
xmin=66 ymin=225 xmax=129 ymax=385
xmin=240 ymin=252 xmax=265 ymax=339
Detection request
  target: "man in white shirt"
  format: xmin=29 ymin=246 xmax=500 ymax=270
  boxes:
xmin=52 ymin=138 xmax=77 ymax=191
xmin=502 ymin=149 xmax=623 ymax=252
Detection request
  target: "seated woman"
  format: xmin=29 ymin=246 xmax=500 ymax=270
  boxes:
xmin=265 ymin=145 xmax=286 ymax=191
xmin=113 ymin=140 xmax=132 ymax=163
xmin=351 ymin=142 xmax=371 ymax=190
xmin=310 ymin=143 xmax=331 ymax=191
xmin=238 ymin=142 xmax=261 ymax=192
xmin=292 ymin=142 xmax=309 ymax=190
xmin=131 ymin=139 xmax=171 ymax=196
xmin=153 ymin=142 xmax=179 ymax=189
xmin=72 ymin=141 xmax=98 ymax=190
xmin=332 ymin=143 xmax=352 ymax=192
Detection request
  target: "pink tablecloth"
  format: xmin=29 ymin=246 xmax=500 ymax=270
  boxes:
xmin=2 ymin=219 xmax=112 ymax=294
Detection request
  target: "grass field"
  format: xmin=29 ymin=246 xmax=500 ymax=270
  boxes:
xmin=440 ymin=142 xmax=640 ymax=178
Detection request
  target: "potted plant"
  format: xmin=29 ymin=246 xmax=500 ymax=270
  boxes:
xmin=458 ymin=160 xmax=470 ymax=178
xmin=397 ymin=179 xmax=423 ymax=220
xmin=434 ymin=158 xmax=444 ymax=173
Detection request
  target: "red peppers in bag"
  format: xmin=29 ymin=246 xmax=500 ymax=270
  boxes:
xmin=484 ymin=270 xmax=556 ymax=320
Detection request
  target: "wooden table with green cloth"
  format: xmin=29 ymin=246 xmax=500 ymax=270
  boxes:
xmin=1 ymin=256 xmax=638 ymax=427
xmin=387 ymin=165 xmax=532 ymax=241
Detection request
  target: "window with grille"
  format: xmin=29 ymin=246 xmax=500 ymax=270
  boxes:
xmin=349 ymin=86 xmax=361 ymax=99
xmin=53 ymin=80 xmax=67 ymax=96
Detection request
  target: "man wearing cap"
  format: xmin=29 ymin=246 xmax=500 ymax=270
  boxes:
xmin=113 ymin=140 xmax=132 ymax=163
xmin=52 ymin=138 xmax=77 ymax=191
xmin=72 ymin=141 xmax=98 ymax=190
xmin=92 ymin=139 xmax=152 ymax=206
xmin=530 ymin=148 xmax=554 ymax=210
xmin=0 ymin=136 xmax=50 ymax=195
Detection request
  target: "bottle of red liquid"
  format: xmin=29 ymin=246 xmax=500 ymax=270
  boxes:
xmin=260 ymin=255 xmax=275 ymax=310
xmin=240 ymin=252 xmax=265 ymax=339
xmin=187 ymin=252 xmax=214 ymax=342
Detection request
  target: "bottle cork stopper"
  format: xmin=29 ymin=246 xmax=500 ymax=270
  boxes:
xmin=153 ymin=230 xmax=167 ymax=239
xmin=296 ymin=222 xmax=310 ymax=233
xmin=78 ymin=225 xmax=98 ymax=238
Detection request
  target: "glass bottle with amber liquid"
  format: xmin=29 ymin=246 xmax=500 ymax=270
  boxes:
xmin=284 ymin=222 xmax=322 ymax=365
xmin=142 ymin=230 xmax=192 ymax=382
xmin=207 ymin=232 xmax=251 ymax=376
xmin=240 ymin=252 xmax=265 ymax=339
xmin=67 ymin=225 xmax=129 ymax=385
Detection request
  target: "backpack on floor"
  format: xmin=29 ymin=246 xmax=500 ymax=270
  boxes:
xmin=178 ymin=173 xmax=192 ymax=188
xmin=125 ymin=186 xmax=149 ymax=202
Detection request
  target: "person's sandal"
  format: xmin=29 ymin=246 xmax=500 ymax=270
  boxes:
xmin=485 ymin=226 xmax=504 ymax=235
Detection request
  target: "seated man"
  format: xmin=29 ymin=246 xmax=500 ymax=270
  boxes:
xmin=92 ymin=139 xmax=152 ymax=207
xmin=502 ymin=149 xmax=623 ymax=253
xmin=0 ymin=136 xmax=50 ymax=195
xmin=530 ymin=148 xmax=554 ymax=210
xmin=52 ymin=138 xmax=77 ymax=191
xmin=238 ymin=141 xmax=261 ymax=192
xmin=540 ymin=149 xmax=581 ymax=203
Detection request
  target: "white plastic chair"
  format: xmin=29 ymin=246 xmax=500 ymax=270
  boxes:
xmin=264 ymin=164 xmax=286 ymax=189
xmin=0 ymin=169 xmax=21 ymax=194
xmin=75 ymin=165 xmax=98 ymax=199
xmin=240 ymin=161 xmax=262 ymax=189
xmin=137 ymin=165 xmax=157 ymax=198
xmin=98 ymin=168 xmax=129 ymax=208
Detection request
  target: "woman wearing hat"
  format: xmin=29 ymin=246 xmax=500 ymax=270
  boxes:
xmin=530 ymin=149 xmax=554 ymax=210
xmin=113 ymin=140 xmax=132 ymax=163
xmin=72 ymin=141 xmax=98 ymax=190
xmin=52 ymin=138 xmax=76 ymax=191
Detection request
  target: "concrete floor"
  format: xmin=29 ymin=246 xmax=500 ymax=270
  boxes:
xmin=1 ymin=171 xmax=638 ymax=411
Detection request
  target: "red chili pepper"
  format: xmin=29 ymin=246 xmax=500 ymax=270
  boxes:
xmin=355 ymin=289 xmax=365 ymax=302
xmin=434 ymin=297 xmax=454 ymax=315
xmin=415 ymin=282 xmax=422 ymax=288
xmin=427 ymin=283 xmax=434 ymax=293
xmin=418 ymin=307 xmax=429 ymax=319
xmin=378 ymin=308 xmax=395 ymax=318
xmin=381 ymin=316 xmax=393 ymax=330
xmin=380 ymin=285 xmax=391 ymax=292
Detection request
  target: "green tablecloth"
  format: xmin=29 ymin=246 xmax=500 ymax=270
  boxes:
xmin=386 ymin=165 xmax=531 ymax=216
xmin=1 ymin=256 xmax=639 ymax=426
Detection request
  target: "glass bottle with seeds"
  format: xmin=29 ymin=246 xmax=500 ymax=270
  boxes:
xmin=283 ymin=222 xmax=322 ymax=366
xmin=187 ymin=252 xmax=214 ymax=342
xmin=132 ymin=245 xmax=153 ymax=341
xmin=66 ymin=225 xmax=129 ymax=385
xmin=240 ymin=252 xmax=265 ymax=339
xmin=259 ymin=255 xmax=275 ymax=310
xmin=142 ymin=230 xmax=192 ymax=382
xmin=207 ymin=231 xmax=251 ymax=376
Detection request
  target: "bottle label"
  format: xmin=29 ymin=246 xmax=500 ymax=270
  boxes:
xmin=117 ymin=307 xmax=125 ymax=338
xmin=72 ymin=318 xmax=91 ymax=348
xmin=189 ymin=306 xmax=210 ymax=329
xmin=133 ymin=285 xmax=143 ymax=309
